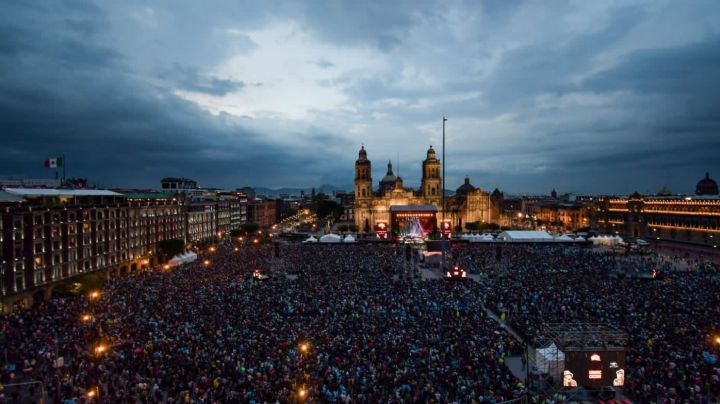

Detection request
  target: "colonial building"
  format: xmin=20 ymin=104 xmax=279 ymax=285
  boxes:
xmin=0 ymin=186 xmax=249 ymax=312
xmin=595 ymin=173 xmax=720 ymax=247
xmin=353 ymin=146 xmax=493 ymax=236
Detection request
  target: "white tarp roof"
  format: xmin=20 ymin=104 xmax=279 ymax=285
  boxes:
xmin=168 ymin=251 xmax=197 ymax=267
xmin=535 ymin=343 xmax=565 ymax=375
xmin=555 ymin=234 xmax=574 ymax=242
xmin=303 ymin=236 xmax=318 ymax=243
xmin=319 ymin=233 xmax=342 ymax=243
xmin=343 ymin=234 xmax=356 ymax=243
xmin=461 ymin=233 xmax=495 ymax=242
xmin=497 ymin=230 xmax=554 ymax=242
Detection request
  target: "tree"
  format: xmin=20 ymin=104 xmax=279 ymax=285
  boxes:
xmin=349 ymin=224 xmax=359 ymax=232
xmin=315 ymin=200 xmax=343 ymax=220
xmin=230 ymin=229 xmax=243 ymax=238
xmin=240 ymin=222 xmax=260 ymax=235
xmin=466 ymin=221 xmax=499 ymax=231
xmin=157 ymin=239 xmax=185 ymax=261
xmin=337 ymin=224 xmax=349 ymax=232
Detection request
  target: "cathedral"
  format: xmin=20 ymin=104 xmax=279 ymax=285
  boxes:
xmin=354 ymin=145 xmax=494 ymax=237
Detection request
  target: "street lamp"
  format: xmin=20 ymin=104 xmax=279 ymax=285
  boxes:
xmin=89 ymin=291 xmax=100 ymax=300
xmin=299 ymin=342 xmax=310 ymax=354
xmin=93 ymin=343 xmax=108 ymax=356
xmin=81 ymin=314 xmax=92 ymax=323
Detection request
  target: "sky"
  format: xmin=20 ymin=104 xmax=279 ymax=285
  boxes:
xmin=0 ymin=0 xmax=718 ymax=195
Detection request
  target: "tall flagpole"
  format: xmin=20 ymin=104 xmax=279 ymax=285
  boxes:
xmin=441 ymin=116 xmax=447 ymax=271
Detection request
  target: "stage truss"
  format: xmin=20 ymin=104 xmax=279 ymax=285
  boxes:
xmin=544 ymin=323 xmax=628 ymax=352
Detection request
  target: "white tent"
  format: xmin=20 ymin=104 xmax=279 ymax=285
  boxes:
xmin=591 ymin=235 xmax=625 ymax=246
xmin=496 ymin=230 xmax=555 ymax=242
xmin=303 ymin=236 xmax=318 ymax=243
xmin=554 ymin=234 xmax=574 ymax=242
xmin=478 ymin=233 xmax=495 ymax=242
xmin=168 ymin=251 xmax=198 ymax=267
xmin=343 ymin=234 xmax=356 ymax=243
xmin=319 ymin=233 xmax=342 ymax=243
xmin=535 ymin=343 xmax=565 ymax=378
xmin=575 ymin=236 xmax=586 ymax=242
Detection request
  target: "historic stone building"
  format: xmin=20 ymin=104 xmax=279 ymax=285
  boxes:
xmin=353 ymin=146 xmax=493 ymax=235
xmin=595 ymin=172 xmax=720 ymax=247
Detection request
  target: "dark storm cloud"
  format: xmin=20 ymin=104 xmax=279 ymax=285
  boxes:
xmin=1 ymin=0 xmax=719 ymax=193
xmin=0 ymin=1 xmax=313 ymax=188
xmin=162 ymin=65 xmax=247 ymax=96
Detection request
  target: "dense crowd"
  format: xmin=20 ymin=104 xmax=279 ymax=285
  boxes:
xmin=1 ymin=243 xmax=522 ymax=403
xmin=3 ymin=239 xmax=719 ymax=403
xmin=468 ymin=244 xmax=720 ymax=402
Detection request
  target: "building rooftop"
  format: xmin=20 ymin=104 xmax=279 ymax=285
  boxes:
xmin=4 ymin=188 xmax=123 ymax=197
xmin=389 ymin=205 xmax=438 ymax=212
xmin=120 ymin=191 xmax=177 ymax=200
xmin=0 ymin=190 xmax=26 ymax=203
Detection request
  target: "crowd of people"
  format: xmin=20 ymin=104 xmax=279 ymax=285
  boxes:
xmin=469 ymin=244 xmax=720 ymax=402
xmin=1 ymin=243 xmax=522 ymax=403
xmin=3 ymin=238 xmax=719 ymax=403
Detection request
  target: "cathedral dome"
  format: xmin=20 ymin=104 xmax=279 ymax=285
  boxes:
xmin=657 ymin=186 xmax=672 ymax=196
xmin=696 ymin=172 xmax=718 ymax=195
xmin=455 ymin=177 xmax=476 ymax=197
xmin=426 ymin=146 xmax=437 ymax=159
xmin=380 ymin=160 xmax=396 ymax=184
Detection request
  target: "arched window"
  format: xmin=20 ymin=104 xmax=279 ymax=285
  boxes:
xmin=432 ymin=187 xmax=436 ymax=196
xmin=362 ymin=189 xmax=366 ymax=197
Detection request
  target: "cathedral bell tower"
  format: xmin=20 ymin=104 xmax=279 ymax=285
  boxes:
xmin=355 ymin=146 xmax=372 ymax=200
xmin=421 ymin=146 xmax=441 ymax=202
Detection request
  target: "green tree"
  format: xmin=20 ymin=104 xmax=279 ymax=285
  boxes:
xmin=240 ymin=222 xmax=260 ymax=235
xmin=157 ymin=239 xmax=185 ymax=261
xmin=316 ymin=200 xmax=342 ymax=220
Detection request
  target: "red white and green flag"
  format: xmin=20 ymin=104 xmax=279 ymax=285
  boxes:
xmin=44 ymin=157 xmax=63 ymax=168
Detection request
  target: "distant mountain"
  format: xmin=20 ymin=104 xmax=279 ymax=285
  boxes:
xmin=251 ymin=184 xmax=353 ymax=197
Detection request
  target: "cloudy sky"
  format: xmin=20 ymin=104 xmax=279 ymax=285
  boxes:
xmin=1 ymin=1 xmax=718 ymax=194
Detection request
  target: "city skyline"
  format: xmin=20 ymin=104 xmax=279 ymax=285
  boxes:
xmin=1 ymin=1 xmax=719 ymax=194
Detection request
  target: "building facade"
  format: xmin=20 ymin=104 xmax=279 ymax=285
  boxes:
xmin=0 ymin=186 xmax=249 ymax=312
xmin=595 ymin=173 xmax=720 ymax=247
xmin=353 ymin=146 xmax=493 ymax=235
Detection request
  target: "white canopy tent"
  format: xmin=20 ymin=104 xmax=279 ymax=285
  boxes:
xmin=535 ymin=343 xmax=565 ymax=379
xmin=554 ymin=234 xmax=575 ymax=242
xmin=319 ymin=234 xmax=342 ymax=243
xmin=343 ymin=234 xmax=356 ymax=243
xmin=496 ymin=230 xmax=555 ymax=242
xmin=168 ymin=251 xmax=198 ymax=267
xmin=460 ymin=233 xmax=495 ymax=242
xmin=302 ymin=236 xmax=318 ymax=243
xmin=591 ymin=235 xmax=625 ymax=246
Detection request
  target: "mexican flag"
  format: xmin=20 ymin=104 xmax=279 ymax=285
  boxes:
xmin=44 ymin=157 xmax=63 ymax=168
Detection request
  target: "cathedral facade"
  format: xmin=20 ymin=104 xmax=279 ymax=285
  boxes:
xmin=354 ymin=145 xmax=493 ymax=235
